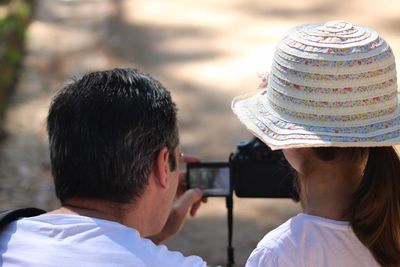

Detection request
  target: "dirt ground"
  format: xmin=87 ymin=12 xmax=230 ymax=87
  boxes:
xmin=1 ymin=0 xmax=400 ymax=266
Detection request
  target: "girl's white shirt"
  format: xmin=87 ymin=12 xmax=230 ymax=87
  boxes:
xmin=246 ymin=213 xmax=379 ymax=267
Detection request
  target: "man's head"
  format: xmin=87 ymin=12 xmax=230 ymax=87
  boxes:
xmin=47 ymin=68 xmax=179 ymax=204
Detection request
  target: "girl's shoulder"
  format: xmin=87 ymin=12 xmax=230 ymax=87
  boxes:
xmin=254 ymin=213 xmax=352 ymax=257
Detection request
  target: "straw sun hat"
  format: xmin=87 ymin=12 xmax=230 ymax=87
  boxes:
xmin=232 ymin=20 xmax=400 ymax=150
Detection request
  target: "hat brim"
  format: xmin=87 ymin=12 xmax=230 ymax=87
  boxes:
xmin=232 ymin=90 xmax=400 ymax=150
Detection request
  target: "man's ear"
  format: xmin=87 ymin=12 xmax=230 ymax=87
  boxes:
xmin=153 ymin=147 xmax=170 ymax=188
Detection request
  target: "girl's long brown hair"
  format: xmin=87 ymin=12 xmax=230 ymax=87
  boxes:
xmin=313 ymin=147 xmax=400 ymax=267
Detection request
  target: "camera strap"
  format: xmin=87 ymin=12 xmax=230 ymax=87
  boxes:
xmin=226 ymin=195 xmax=234 ymax=267
xmin=0 ymin=208 xmax=46 ymax=230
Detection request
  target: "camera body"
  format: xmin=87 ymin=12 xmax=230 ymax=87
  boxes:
xmin=230 ymin=137 xmax=298 ymax=199
xmin=186 ymin=137 xmax=298 ymax=199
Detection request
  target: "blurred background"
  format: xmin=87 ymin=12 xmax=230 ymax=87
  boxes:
xmin=1 ymin=0 xmax=399 ymax=266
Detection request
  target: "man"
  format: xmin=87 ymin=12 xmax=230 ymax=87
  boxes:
xmin=0 ymin=68 xmax=208 ymax=266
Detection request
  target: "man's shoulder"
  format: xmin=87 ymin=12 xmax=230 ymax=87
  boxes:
xmin=1 ymin=214 xmax=208 ymax=267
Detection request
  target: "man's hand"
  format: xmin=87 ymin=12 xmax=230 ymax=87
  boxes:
xmin=176 ymin=154 xmax=208 ymax=217
xmin=151 ymin=189 xmax=204 ymax=244
xmin=148 ymin=154 xmax=207 ymax=244
xmin=176 ymin=154 xmax=199 ymax=196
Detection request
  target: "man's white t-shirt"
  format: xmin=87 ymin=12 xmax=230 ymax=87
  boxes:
xmin=0 ymin=214 xmax=207 ymax=267
xmin=246 ymin=213 xmax=379 ymax=267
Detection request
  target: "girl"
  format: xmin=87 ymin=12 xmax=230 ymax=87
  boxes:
xmin=232 ymin=21 xmax=400 ymax=266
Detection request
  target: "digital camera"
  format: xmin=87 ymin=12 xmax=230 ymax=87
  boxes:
xmin=186 ymin=137 xmax=298 ymax=200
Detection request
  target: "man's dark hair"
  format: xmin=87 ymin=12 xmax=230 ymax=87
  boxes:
xmin=47 ymin=68 xmax=179 ymax=203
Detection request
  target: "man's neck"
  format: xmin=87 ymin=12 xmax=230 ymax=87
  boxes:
xmin=49 ymin=198 xmax=125 ymax=223
xmin=48 ymin=196 xmax=159 ymax=238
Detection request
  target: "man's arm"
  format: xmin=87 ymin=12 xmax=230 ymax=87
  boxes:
xmin=148 ymin=188 xmax=204 ymax=244
xmin=148 ymin=154 xmax=206 ymax=244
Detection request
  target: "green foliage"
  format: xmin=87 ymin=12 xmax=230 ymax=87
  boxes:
xmin=0 ymin=0 xmax=32 ymax=129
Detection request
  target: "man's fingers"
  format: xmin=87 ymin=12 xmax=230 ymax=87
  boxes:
xmin=178 ymin=188 xmax=203 ymax=207
xmin=189 ymin=201 xmax=202 ymax=217
xmin=174 ymin=189 xmax=203 ymax=216
xmin=180 ymin=155 xmax=200 ymax=164
xmin=191 ymin=197 xmax=207 ymax=216
xmin=177 ymin=153 xmax=200 ymax=195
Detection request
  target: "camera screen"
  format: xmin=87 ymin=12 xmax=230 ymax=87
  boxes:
xmin=187 ymin=163 xmax=230 ymax=197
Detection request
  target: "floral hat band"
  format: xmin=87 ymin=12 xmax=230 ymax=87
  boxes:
xmin=232 ymin=21 xmax=400 ymax=150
